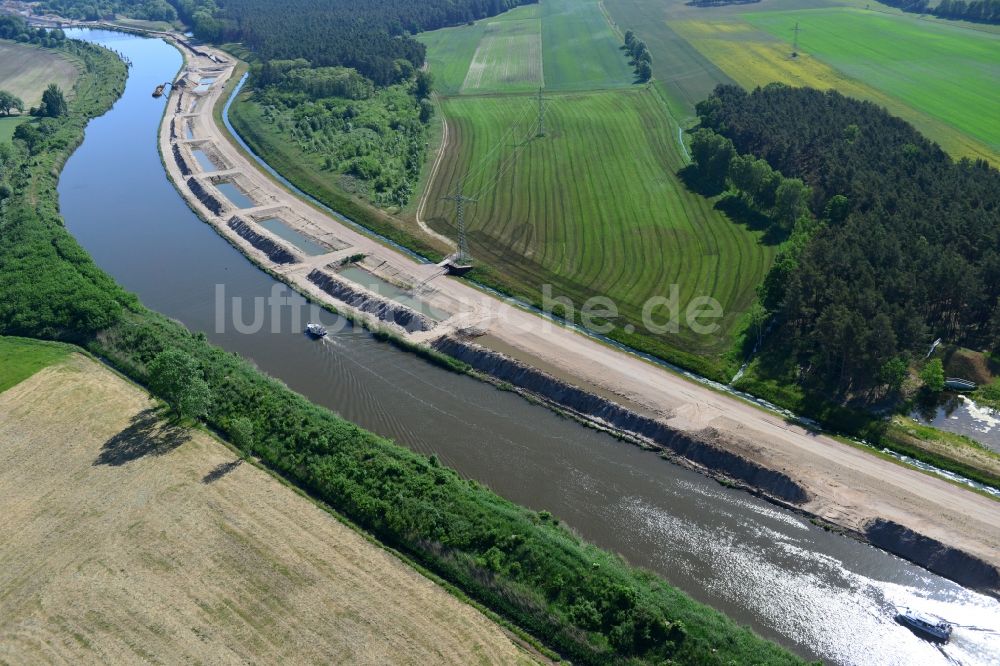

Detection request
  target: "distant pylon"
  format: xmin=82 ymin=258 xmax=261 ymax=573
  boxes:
xmin=791 ymin=22 xmax=801 ymax=56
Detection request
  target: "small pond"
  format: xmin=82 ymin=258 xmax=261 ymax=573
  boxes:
xmin=215 ymin=181 xmax=256 ymax=209
xmin=259 ymin=218 xmax=330 ymax=256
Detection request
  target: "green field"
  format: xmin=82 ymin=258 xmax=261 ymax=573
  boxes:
xmin=0 ymin=337 xmax=70 ymax=393
xmin=422 ymin=88 xmax=778 ymax=360
xmin=462 ymin=16 xmax=543 ymax=93
xmin=539 ymin=0 xmax=635 ymax=90
xmin=0 ymin=41 xmax=80 ymax=109
xmin=602 ymin=0 xmax=734 ymax=116
xmin=419 ymin=4 xmax=542 ymax=95
xmin=0 ymin=116 xmax=25 ymax=143
xmin=415 ymin=0 xmax=779 ymax=373
xmin=418 ymin=0 xmax=634 ymax=94
xmin=746 ymin=8 xmax=1000 ymax=156
xmin=605 ymin=0 xmax=1000 ymax=161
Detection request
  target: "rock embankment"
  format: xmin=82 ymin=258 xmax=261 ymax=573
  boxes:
xmin=227 ymin=216 xmax=298 ymax=265
xmin=187 ymin=176 xmax=225 ymax=216
xmin=866 ymin=519 xmax=1000 ymax=595
xmin=173 ymin=144 xmax=190 ymax=176
xmin=307 ymin=269 xmax=435 ymax=333
xmin=432 ymin=336 xmax=807 ymax=504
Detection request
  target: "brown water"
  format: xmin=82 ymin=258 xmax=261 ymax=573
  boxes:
xmin=58 ymin=29 xmax=1000 ymax=665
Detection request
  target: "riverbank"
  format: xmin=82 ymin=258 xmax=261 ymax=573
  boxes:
xmin=156 ymin=32 xmax=1000 ymax=595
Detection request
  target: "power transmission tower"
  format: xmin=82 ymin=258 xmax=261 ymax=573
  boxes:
xmin=791 ymin=22 xmax=801 ymax=57
xmin=442 ymin=179 xmax=477 ymax=266
xmin=535 ymin=87 xmax=549 ymax=137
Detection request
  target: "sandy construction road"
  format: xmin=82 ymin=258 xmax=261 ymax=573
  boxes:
xmin=161 ymin=38 xmax=1000 ymax=578
xmin=0 ymin=355 xmax=538 ymax=664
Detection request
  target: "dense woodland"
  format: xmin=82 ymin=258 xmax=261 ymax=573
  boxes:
xmin=692 ymin=84 xmax=1000 ymax=397
xmin=0 ymin=14 xmax=67 ymax=45
xmin=244 ymin=59 xmax=434 ymax=206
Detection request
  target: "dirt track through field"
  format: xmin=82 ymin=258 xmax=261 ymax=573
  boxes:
xmin=0 ymin=354 xmax=537 ymax=665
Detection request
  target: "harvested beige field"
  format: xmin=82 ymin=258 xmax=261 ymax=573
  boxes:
xmin=0 ymin=353 xmax=537 ymax=665
xmin=0 ymin=41 xmax=79 ymax=108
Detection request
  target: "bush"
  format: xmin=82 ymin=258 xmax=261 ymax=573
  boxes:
xmin=920 ymin=359 xmax=946 ymax=393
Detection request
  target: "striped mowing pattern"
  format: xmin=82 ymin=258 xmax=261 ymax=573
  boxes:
xmin=425 ymin=88 xmax=778 ymax=355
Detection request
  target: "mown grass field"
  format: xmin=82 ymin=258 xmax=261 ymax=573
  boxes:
xmin=745 ymin=8 xmax=1000 ymax=161
xmin=462 ymin=16 xmax=543 ymax=93
xmin=539 ymin=0 xmax=634 ymax=90
xmin=423 ymin=88 xmax=778 ymax=359
xmin=0 ymin=41 xmax=80 ymax=108
xmin=0 ymin=336 xmax=70 ymax=393
xmin=605 ymin=0 xmax=1000 ymax=162
xmin=418 ymin=0 xmax=634 ymax=94
xmin=0 ymin=116 xmax=24 ymax=143
xmin=602 ymin=0 xmax=734 ymax=116
xmin=0 ymin=350 xmax=537 ymax=664
xmin=419 ymin=4 xmax=542 ymax=95
xmin=673 ymin=21 xmax=998 ymax=162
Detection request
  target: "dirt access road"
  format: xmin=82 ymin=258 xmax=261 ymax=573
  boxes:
xmin=161 ymin=37 xmax=1000 ymax=579
xmin=0 ymin=353 xmax=539 ymax=664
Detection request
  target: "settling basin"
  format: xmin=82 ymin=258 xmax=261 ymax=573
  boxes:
xmin=259 ymin=217 xmax=329 ymax=256
xmin=57 ymin=29 xmax=1000 ymax=665
xmin=338 ymin=265 xmax=449 ymax=320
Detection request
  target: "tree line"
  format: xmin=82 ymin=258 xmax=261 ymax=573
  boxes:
xmin=691 ymin=83 xmax=1000 ymax=398
xmin=688 ymin=128 xmax=810 ymax=236
xmin=37 ymin=0 xmax=180 ymax=22
xmin=0 ymin=14 xmax=67 ymax=46
xmin=875 ymin=0 xmax=999 ymax=24
xmin=623 ymin=30 xmax=652 ymax=82
xmin=35 ymin=0 xmax=536 ymax=87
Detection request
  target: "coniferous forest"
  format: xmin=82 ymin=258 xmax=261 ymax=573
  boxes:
xmin=201 ymin=0 xmax=536 ymax=85
xmin=693 ymin=84 xmax=1000 ymax=396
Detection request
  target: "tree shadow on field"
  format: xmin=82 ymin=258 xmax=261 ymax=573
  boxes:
xmin=714 ymin=195 xmax=789 ymax=246
xmin=677 ymin=164 xmax=725 ymax=197
xmin=94 ymin=407 xmax=191 ymax=467
xmin=202 ymin=459 xmax=242 ymax=484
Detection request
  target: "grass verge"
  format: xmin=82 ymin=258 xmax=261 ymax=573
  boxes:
xmin=0 ymin=336 xmax=71 ymax=393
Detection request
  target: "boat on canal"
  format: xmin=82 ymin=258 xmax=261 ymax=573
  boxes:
xmin=896 ymin=608 xmax=953 ymax=642
xmin=305 ymin=322 xmax=327 ymax=338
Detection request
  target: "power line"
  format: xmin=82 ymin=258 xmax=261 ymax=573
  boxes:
xmin=467 ymin=109 xmax=544 ymax=201
xmin=451 ymin=98 xmax=535 ymax=197
xmin=441 ymin=178 xmax=477 ymax=265
xmin=535 ymin=87 xmax=550 ymax=137
xmin=442 ymin=92 xmax=553 ymax=263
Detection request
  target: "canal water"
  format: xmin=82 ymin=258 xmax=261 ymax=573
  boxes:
xmin=58 ymin=30 xmax=1000 ymax=665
